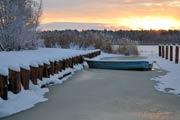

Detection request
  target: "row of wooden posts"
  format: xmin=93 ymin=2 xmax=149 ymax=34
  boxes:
xmin=159 ymin=45 xmax=179 ymax=64
xmin=0 ymin=51 xmax=101 ymax=100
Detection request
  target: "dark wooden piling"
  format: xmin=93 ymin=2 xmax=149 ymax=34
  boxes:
xmin=74 ymin=56 xmax=78 ymax=65
xmin=66 ymin=59 xmax=69 ymax=68
xmin=20 ymin=68 xmax=30 ymax=90
xmin=0 ymin=75 xmax=8 ymax=100
xmin=76 ymin=56 xmax=79 ymax=63
xmin=8 ymin=69 xmax=21 ymax=94
xmin=79 ymin=55 xmax=83 ymax=63
xmin=43 ymin=64 xmax=50 ymax=78
xmin=62 ymin=59 xmax=66 ymax=70
xmin=50 ymin=62 xmax=55 ymax=75
xmin=70 ymin=58 xmax=73 ymax=68
xmin=58 ymin=60 xmax=63 ymax=72
xmin=166 ymin=45 xmax=169 ymax=60
xmin=30 ymin=66 xmax=38 ymax=85
xmin=72 ymin=57 xmax=76 ymax=66
xmin=38 ymin=65 xmax=44 ymax=80
xmin=162 ymin=46 xmax=165 ymax=58
xmin=175 ymin=46 xmax=179 ymax=64
xmin=54 ymin=61 xmax=59 ymax=74
xmin=170 ymin=45 xmax=173 ymax=61
xmin=65 ymin=59 xmax=69 ymax=68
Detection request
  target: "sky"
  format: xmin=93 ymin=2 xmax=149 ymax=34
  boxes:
xmin=41 ymin=0 xmax=180 ymax=30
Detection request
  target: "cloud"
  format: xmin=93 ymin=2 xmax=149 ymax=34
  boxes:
xmin=40 ymin=0 xmax=180 ymax=29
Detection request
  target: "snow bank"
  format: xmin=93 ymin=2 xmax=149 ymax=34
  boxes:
xmin=0 ymin=83 xmax=48 ymax=118
xmin=0 ymin=48 xmax=99 ymax=76
xmin=138 ymin=45 xmax=180 ymax=96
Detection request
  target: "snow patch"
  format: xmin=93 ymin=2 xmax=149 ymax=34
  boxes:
xmin=138 ymin=45 xmax=180 ymax=96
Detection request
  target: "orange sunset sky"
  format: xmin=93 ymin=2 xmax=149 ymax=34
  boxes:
xmin=41 ymin=0 xmax=180 ymax=30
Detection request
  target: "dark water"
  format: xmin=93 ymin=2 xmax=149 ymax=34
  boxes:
xmin=2 ymin=68 xmax=180 ymax=120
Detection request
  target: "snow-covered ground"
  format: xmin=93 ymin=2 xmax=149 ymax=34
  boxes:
xmin=138 ymin=45 xmax=180 ymax=96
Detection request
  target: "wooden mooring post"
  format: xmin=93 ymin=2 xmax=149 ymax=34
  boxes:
xmin=8 ymin=69 xmax=21 ymax=94
xmin=30 ymin=66 xmax=38 ymax=85
xmin=20 ymin=68 xmax=30 ymax=90
xmin=159 ymin=45 xmax=162 ymax=56
xmin=43 ymin=64 xmax=50 ymax=78
xmin=170 ymin=45 xmax=173 ymax=61
xmin=162 ymin=45 xmax=165 ymax=58
xmin=58 ymin=60 xmax=63 ymax=72
xmin=165 ymin=45 xmax=169 ymax=60
xmin=62 ymin=59 xmax=66 ymax=70
xmin=54 ymin=61 xmax=59 ymax=74
xmin=70 ymin=58 xmax=74 ymax=68
xmin=175 ymin=45 xmax=179 ymax=64
xmin=50 ymin=62 xmax=55 ymax=75
xmin=0 ymin=75 xmax=8 ymax=100
xmin=38 ymin=65 xmax=44 ymax=80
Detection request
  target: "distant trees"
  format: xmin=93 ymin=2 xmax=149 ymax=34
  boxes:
xmin=41 ymin=30 xmax=139 ymax=55
xmin=41 ymin=29 xmax=180 ymax=54
xmin=110 ymin=30 xmax=180 ymax=45
xmin=41 ymin=30 xmax=113 ymax=53
xmin=0 ymin=0 xmax=42 ymax=51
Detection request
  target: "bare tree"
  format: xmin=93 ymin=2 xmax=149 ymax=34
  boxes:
xmin=0 ymin=0 xmax=42 ymax=51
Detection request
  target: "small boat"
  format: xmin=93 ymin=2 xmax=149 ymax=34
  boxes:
xmin=84 ymin=58 xmax=153 ymax=71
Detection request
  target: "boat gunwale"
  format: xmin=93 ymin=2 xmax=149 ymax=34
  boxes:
xmin=84 ymin=58 xmax=151 ymax=63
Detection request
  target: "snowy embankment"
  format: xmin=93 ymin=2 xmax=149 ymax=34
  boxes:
xmin=138 ymin=46 xmax=180 ymax=96
xmin=0 ymin=48 xmax=98 ymax=76
xmin=0 ymin=48 xmax=99 ymax=118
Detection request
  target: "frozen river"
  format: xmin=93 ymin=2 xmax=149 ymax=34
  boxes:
xmin=2 ymin=67 xmax=180 ymax=120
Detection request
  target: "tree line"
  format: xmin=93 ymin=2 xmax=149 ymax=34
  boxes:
xmin=40 ymin=30 xmax=113 ymax=53
xmin=108 ymin=29 xmax=180 ymax=45
xmin=40 ymin=30 xmax=139 ymax=54
xmin=40 ymin=29 xmax=180 ymax=54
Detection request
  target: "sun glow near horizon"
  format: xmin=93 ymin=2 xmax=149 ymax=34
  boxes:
xmin=118 ymin=17 xmax=180 ymax=30
xmin=41 ymin=0 xmax=180 ymax=30
xmin=41 ymin=14 xmax=180 ymax=30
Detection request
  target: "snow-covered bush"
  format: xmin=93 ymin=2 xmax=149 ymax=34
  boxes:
xmin=115 ymin=38 xmax=139 ymax=55
xmin=0 ymin=0 xmax=42 ymax=51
